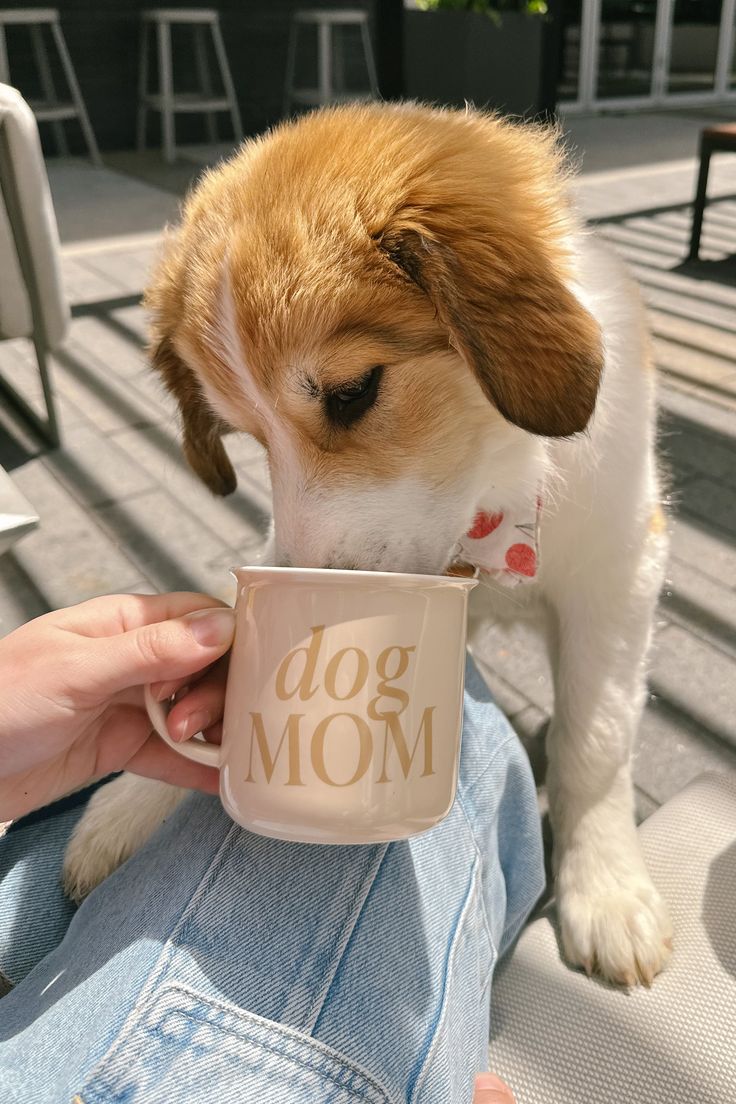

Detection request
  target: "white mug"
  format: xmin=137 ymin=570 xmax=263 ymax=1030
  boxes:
xmin=145 ymin=566 xmax=477 ymax=845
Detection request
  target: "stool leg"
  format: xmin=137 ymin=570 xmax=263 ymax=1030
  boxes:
xmin=50 ymin=19 xmax=101 ymax=166
xmin=136 ymin=21 xmax=149 ymax=152
xmin=33 ymin=339 xmax=61 ymax=448
xmin=194 ymin=25 xmax=217 ymax=144
xmin=31 ymin=24 xmax=68 ymax=156
xmin=157 ymin=19 xmax=176 ymax=164
xmin=211 ymin=19 xmax=242 ymax=144
xmin=688 ymin=143 xmax=711 ymax=262
xmin=333 ymin=25 xmax=346 ymax=94
xmin=0 ymin=25 xmax=9 ymax=84
xmin=360 ymin=20 xmax=379 ymax=98
xmin=282 ymin=22 xmax=298 ymax=116
xmin=318 ymin=20 xmax=332 ymax=105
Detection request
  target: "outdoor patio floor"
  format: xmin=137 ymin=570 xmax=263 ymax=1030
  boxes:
xmin=0 ymin=110 xmax=734 ymax=821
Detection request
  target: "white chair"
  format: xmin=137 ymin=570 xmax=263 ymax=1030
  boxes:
xmin=283 ymin=8 xmax=379 ymax=116
xmin=490 ymin=772 xmax=736 ymax=1103
xmin=0 ymin=83 xmax=69 ymax=447
xmin=0 ymin=9 xmax=100 ymax=165
xmin=137 ymin=9 xmax=243 ymax=165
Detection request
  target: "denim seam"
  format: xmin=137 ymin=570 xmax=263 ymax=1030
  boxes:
xmin=407 ymin=855 xmax=481 ymax=1104
xmin=459 ymin=734 xmax=520 ymax=803
xmin=454 ymin=793 xmax=498 ymax=974
xmin=75 ymin=819 xmax=240 ymax=1092
xmin=306 ymin=843 xmax=390 ymax=1038
xmin=164 ymin=983 xmax=395 ymax=1103
xmin=455 ymin=734 xmax=520 ymax=969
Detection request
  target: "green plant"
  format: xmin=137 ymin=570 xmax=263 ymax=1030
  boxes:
xmin=415 ymin=0 xmax=548 ymax=18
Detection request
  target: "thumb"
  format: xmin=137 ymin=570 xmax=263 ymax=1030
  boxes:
xmin=473 ymin=1074 xmax=516 ymax=1104
xmin=84 ymin=607 xmax=235 ymax=696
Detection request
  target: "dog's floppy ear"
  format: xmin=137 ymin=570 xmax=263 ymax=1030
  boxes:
xmin=150 ymin=332 xmax=237 ymax=497
xmin=376 ymin=217 xmax=603 ymax=438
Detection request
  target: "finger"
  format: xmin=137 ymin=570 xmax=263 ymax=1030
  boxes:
xmin=202 ymin=720 xmax=223 ymax=746
xmin=473 ymin=1074 xmax=516 ymax=1104
xmin=92 ymin=703 xmax=160 ymax=778
xmin=149 ymin=675 xmax=189 ymax=703
xmin=150 ymin=651 xmax=224 ymax=705
xmin=79 ymin=607 xmax=235 ymax=697
xmin=54 ymin=591 xmax=229 ymax=638
xmin=126 ymin=732 xmax=221 ymax=794
xmin=166 ymin=662 xmax=229 ymax=742
xmin=90 ymin=705 xmax=223 ymax=793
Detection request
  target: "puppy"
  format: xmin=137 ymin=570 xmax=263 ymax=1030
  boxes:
xmin=64 ymin=103 xmax=671 ymax=986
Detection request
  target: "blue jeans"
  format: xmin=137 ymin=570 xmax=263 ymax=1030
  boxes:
xmin=0 ymin=660 xmax=543 ymax=1104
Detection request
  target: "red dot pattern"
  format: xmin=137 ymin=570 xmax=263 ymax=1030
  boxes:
xmin=467 ymin=510 xmax=504 ymax=540
xmin=505 ymin=543 xmax=537 ymax=577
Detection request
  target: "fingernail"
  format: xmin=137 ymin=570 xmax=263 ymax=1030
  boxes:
xmin=186 ymin=608 xmax=235 ymax=648
xmin=475 ymin=1075 xmax=509 ymax=1091
xmin=176 ymin=709 xmax=212 ymax=741
xmin=155 ymin=680 xmax=178 ymax=702
xmin=473 ymin=1074 xmax=515 ymax=1103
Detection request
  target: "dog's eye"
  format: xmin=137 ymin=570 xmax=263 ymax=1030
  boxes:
xmin=325 ymin=366 xmax=383 ymax=428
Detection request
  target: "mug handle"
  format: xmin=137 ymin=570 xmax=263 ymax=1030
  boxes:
xmin=144 ymin=685 xmax=222 ymax=769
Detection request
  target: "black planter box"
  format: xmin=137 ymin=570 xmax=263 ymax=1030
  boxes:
xmin=404 ymin=10 xmax=545 ymax=117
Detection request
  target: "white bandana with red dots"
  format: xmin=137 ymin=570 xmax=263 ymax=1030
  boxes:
xmin=457 ymin=495 xmax=541 ymax=587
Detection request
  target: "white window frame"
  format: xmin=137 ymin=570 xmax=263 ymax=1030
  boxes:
xmin=561 ymin=0 xmax=736 ymax=113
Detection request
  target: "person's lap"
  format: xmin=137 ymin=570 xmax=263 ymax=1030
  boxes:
xmin=0 ymin=659 xmax=544 ymax=1104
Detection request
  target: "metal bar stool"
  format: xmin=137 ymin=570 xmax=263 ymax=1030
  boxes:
xmin=0 ymin=8 xmax=101 ymax=166
xmin=138 ymin=8 xmax=243 ymax=165
xmin=283 ymin=8 xmax=379 ymax=116
xmin=687 ymin=123 xmax=736 ymax=262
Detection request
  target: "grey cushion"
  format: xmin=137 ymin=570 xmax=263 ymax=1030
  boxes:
xmin=490 ymin=772 xmax=736 ymax=1104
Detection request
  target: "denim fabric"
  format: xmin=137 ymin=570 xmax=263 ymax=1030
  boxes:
xmin=0 ymin=804 xmax=82 ymax=985
xmin=0 ymin=658 xmax=544 ymax=1104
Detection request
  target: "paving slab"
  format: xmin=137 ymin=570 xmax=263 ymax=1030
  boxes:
xmin=66 ymin=315 xmax=149 ymax=380
xmin=0 ymin=552 xmax=50 ymax=636
xmin=471 ymin=619 xmax=554 ymax=715
xmin=9 ymin=462 xmax=147 ymax=609
xmin=94 ymin=489 xmax=245 ymax=603
xmin=110 ymin=424 xmax=271 ymax=560
xmin=667 ymin=514 xmax=736 ymax=589
xmin=51 ymin=341 xmax=168 ymax=433
xmin=45 ymin=424 xmax=156 ymax=509
xmin=677 ymin=477 xmax=736 ymax=538
xmin=651 ymin=623 xmax=736 ymax=749
xmin=635 ymin=695 xmax=736 ymax=808
xmin=46 ymin=159 xmax=178 ymax=248
xmin=661 ymin=557 xmax=736 ymax=658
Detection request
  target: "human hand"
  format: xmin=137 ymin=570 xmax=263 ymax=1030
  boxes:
xmin=0 ymin=592 xmax=235 ymax=821
xmin=473 ymin=1074 xmax=516 ymax=1103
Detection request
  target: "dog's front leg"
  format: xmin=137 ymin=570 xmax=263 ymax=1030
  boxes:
xmin=63 ymin=776 xmax=188 ymax=902
xmin=545 ymin=533 xmax=672 ymax=986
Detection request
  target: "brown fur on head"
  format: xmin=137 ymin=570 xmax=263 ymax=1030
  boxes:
xmin=145 ymin=103 xmax=602 ymax=572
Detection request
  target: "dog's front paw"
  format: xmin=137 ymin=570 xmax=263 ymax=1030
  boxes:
xmin=62 ymin=817 xmax=128 ymax=905
xmin=557 ymin=867 xmax=672 ymax=987
xmin=62 ymin=775 xmax=186 ymax=903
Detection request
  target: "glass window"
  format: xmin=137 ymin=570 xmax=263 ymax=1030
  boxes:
xmin=667 ymin=0 xmax=724 ymax=93
xmin=559 ymin=0 xmax=584 ymax=102
xmin=596 ymin=1 xmax=657 ymax=99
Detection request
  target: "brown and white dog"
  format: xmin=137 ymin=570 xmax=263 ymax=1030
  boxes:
xmin=63 ymin=103 xmax=672 ymax=986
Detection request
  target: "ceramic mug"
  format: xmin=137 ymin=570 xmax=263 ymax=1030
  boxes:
xmin=145 ymin=566 xmax=477 ymax=845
